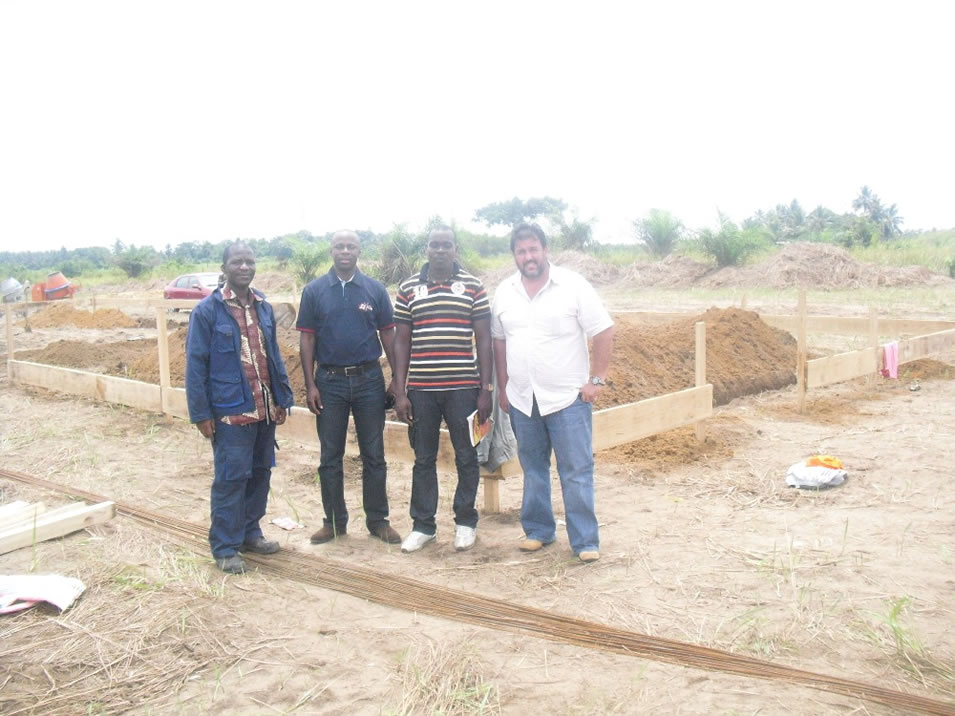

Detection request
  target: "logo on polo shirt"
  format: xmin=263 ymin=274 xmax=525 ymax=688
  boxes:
xmin=358 ymin=302 xmax=373 ymax=312
xmin=413 ymin=285 xmax=429 ymax=301
xmin=451 ymin=281 xmax=465 ymax=295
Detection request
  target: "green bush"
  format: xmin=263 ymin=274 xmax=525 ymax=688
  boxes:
xmin=698 ymin=214 xmax=769 ymax=267
xmin=635 ymin=209 xmax=683 ymax=257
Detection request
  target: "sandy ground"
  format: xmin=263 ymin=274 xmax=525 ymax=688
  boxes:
xmin=1 ymin=355 xmax=954 ymax=713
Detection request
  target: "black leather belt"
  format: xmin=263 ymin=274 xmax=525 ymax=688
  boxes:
xmin=322 ymin=360 xmax=378 ymax=377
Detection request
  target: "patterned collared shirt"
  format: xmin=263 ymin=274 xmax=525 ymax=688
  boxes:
xmin=220 ymin=285 xmax=276 ymax=425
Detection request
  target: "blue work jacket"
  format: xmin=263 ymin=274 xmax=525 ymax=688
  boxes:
xmin=185 ymin=288 xmax=295 ymax=423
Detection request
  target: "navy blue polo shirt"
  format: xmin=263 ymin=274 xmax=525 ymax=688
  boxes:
xmin=296 ymin=267 xmax=395 ymax=366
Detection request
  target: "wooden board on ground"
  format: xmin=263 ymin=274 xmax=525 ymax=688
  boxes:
xmin=898 ymin=328 xmax=955 ymax=364
xmin=592 ymin=384 xmax=713 ymax=452
xmin=0 ymin=501 xmax=116 ymax=555
xmin=0 ymin=501 xmax=46 ymax=529
xmin=807 ymin=347 xmax=879 ymax=389
xmin=9 ymin=361 xmax=162 ymax=413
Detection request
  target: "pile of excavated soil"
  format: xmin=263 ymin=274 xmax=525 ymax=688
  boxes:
xmin=599 ymin=415 xmax=753 ymax=471
xmin=600 ymin=307 xmax=797 ymax=409
xmin=898 ymin=358 xmax=955 ymax=380
xmin=29 ymin=304 xmax=139 ymax=329
xmin=18 ymin=308 xmax=796 ymax=411
xmin=127 ymin=328 xmax=307 ymax=405
xmin=18 ymin=338 xmax=158 ymax=377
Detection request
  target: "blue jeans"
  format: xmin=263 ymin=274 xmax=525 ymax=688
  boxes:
xmin=316 ymin=363 xmax=390 ymax=532
xmin=408 ymin=389 xmax=480 ymax=535
xmin=509 ymin=396 xmax=599 ymax=554
xmin=209 ymin=419 xmax=276 ymax=559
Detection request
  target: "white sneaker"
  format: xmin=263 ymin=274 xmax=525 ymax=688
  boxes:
xmin=454 ymin=525 xmax=476 ymax=552
xmin=401 ymin=530 xmax=436 ymax=553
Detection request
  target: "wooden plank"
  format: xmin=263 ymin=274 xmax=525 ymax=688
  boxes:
xmin=277 ymin=408 xmax=459 ymax=472
xmin=0 ymin=501 xmax=115 ymax=555
xmin=9 ymin=361 xmax=162 ymax=413
xmin=760 ymin=314 xmax=955 ymax=337
xmin=898 ymin=328 xmax=955 ymax=364
xmin=807 ymin=347 xmax=878 ymax=388
xmin=0 ymin=502 xmax=45 ymax=528
xmin=0 ymin=503 xmax=59 ymax=532
xmin=164 ymin=387 xmax=189 ymax=420
xmin=796 ymin=290 xmax=807 ymax=412
xmin=867 ymin=307 xmax=879 ymax=388
xmin=592 ymin=385 xmax=713 ymax=452
xmin=695 ymin=321 xmax=706 ymax=443
xmin=0 ymin=501 xmax=31 ymax=519
xmin=483 ymin=467 xmax=502 ymax=513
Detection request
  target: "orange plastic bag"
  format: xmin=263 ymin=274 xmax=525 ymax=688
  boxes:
xmin=807 ymin=455 xmax=843 ymax=469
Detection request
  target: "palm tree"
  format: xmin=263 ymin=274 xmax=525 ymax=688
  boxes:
xmin=852 ymin=186 xmax=878 ymax=216
xmin=879 ymin=204 xmax=903 ymax=238
xmin=635 ymin=209 xmax=683 ymax=257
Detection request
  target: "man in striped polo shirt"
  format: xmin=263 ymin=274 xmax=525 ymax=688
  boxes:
xmin=393 ymin=226 xmax=493 ymax=553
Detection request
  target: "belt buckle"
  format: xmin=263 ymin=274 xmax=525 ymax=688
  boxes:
xmin=344 ymin=365 xmax=359 ymax=377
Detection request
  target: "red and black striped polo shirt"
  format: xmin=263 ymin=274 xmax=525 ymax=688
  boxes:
xmin=394 ymin=263 xmax=490 ymax=390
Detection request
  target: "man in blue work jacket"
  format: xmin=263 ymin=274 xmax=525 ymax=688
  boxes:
xmin=186 ymin=242 xmax=295 ymax=574
xmin=297 ymin=230 xmax=402 ymax=546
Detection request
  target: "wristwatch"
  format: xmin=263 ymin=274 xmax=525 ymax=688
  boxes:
xmin=482 ymin=383 xmax=494 ymax=391
xmin=590 ymin=376 xmax=607 ymax=386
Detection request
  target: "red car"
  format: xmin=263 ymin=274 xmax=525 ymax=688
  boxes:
xmin=163 ymin=272 xmax=221 ymax=300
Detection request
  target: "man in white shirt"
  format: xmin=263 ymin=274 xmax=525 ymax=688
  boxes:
xmin=490 ymin=223 xmax=614 ymax=563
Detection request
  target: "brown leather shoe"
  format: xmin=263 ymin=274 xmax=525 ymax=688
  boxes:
xmin=310 ymin=525 xmax=346 ymax=544
xmin=371 ymin=524 xmax=402 ymax=544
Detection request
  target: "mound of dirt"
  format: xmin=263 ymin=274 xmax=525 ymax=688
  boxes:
xmin=29 ymin=304 xmax=139 ymax=329
xmin=18 ymin=338 xmax=157 ymax=377
xmin=126 ymin=327 xmax=307 ymax=405
xmin=599 ymin=415 xmax=753 ymax=471
xmin=698 ymin=242 xmax=953 ymax=290
xmin=600 ymin=307 xmax=797 ymax=409
xmin=898 ymin=358 xmax=955 ymax=380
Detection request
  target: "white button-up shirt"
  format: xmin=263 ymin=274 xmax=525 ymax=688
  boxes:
xmin=490 ymin=264 xmax=613 ymax=417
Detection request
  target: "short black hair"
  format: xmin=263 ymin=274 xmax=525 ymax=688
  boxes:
xmin=428 ymin=224 xmax=457 ymax=243
xmin=510 ymin=223 xmax=547 ymax=252
xmin=222 ymin=241 xmax=253 ymax=264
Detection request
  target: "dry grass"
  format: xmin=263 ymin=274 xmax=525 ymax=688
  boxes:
xmin=0 ymin=552 xmax=242 ymax=715
xmin=390 ymin=636 xmax=501 ymax=716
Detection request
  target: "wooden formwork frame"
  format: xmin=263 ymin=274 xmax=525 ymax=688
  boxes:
xmin=5 ymin=305 xmax=714 ymax=513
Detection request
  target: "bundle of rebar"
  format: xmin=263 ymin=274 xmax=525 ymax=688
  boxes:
xmin=2 ymin=467 xmax=952 ymax=716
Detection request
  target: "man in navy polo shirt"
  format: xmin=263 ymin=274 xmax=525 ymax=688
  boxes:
xmin=297 ymin=230 xmax=402 ymax=546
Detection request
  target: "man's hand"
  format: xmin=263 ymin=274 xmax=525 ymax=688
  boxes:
xmin=394 ymin=394 xmax=413 ymax=424
xmin=196 ymin=419 xmax=216 ymax=440
xmin=306 ymin=385 xmax=323 ymax=415
xmin=274 ymin=406 xmax=288 ymax=425
xmin=498 ymin=389 xmax=509 ymax=413
xmin=477 ymin=389 xmax=492 ymax=424
xmin=579 ymin=383 xmax=602 ymax=404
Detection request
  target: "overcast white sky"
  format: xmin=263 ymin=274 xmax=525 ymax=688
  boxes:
xmin=1 ymin=1 xmax=953 ymax=252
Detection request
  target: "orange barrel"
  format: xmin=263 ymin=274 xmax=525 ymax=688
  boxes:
xmin=44 ymin=271 xmax=73 ymax=300
xmin=32 ymin=283 xmax=45 ymax=301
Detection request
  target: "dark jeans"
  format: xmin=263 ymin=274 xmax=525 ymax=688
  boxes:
xmin=209 ymin=419 xmax=276 ymax=559
xmin=316 ymin=363 xmax=390 ymax=532
xmin=408 ymin=388 xmax=480 ymax=535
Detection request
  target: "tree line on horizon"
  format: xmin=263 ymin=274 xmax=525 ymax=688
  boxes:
xmin=0 ymin=187 xmax=918 ymax=281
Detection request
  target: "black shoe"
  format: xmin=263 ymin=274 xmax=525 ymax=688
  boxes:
xmin=215 ymin=555 xmax=247 ymax=574
xmin=370 ymin=524 xmax=402 ymax=544
xmin=241 ymin=538 xmax=280 ymax=555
